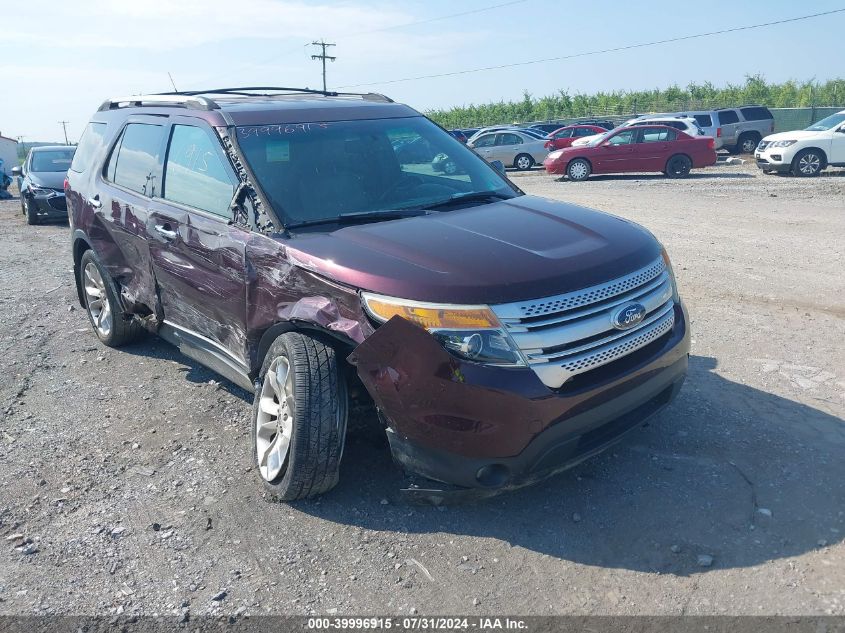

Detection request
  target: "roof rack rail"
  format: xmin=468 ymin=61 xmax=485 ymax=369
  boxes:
xmin=157 ymin=87 xmax=395 ymax=103
xmin=98 ymin=94 xmax=218 ymax=112
xmin=97 ymin=87 xmax=394 ymax=113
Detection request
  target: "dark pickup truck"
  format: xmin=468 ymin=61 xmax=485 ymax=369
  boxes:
xmin=66 ymin=88 xmax=690 ymax=501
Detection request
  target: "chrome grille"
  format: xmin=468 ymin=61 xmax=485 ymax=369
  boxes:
xmin=492 ymin=257 xmax=675 ymax=388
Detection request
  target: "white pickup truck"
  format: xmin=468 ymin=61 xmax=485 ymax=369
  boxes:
xmin=755 ymin=110 xmax=845 ymax=176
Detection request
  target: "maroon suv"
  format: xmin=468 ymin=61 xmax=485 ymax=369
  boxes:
xmin=66 ymin=88 xmax=690 ymax=501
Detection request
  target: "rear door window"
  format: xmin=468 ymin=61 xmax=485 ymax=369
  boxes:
xmin=554 ymin=129 xmax=573 ymax=139
xmin=740 ymin=107 xmax=773 ymax=121
xmin=498 ymin=133 xmax=523 ymax=146
xmin=163 ymin=125 xmax=236 ymax=218
xmin=106 ymin=123 xmax=164 ymax=196
xmin=716 ymin=110 xmax=739 ymax=125
xmin=693 ymin=114 xmax=713 ymax=127
xmin=70 ymin=122 xmax=107 ymax=173
xmin=640 ymin=128 xmax=677 ymax=142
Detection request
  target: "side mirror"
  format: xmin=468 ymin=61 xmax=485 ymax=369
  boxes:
xmin=490 ymin=160 xmax=506 ymax=175
xmin=837 ymin=126 xmax=845 ymax=134
xmin=11 ymin=166 xmax=22 ymax=177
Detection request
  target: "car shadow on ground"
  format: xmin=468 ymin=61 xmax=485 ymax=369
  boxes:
xmin=120 ymin=335 xmax=253 ymax=400
xmin=292 ymin=355 xmax=845 ymax=576
xmin=558 ymin=172 xmax=756 ymax=183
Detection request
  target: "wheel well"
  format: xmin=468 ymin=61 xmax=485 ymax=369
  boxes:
xmin=72 ymin=237 xmax=91 ymax=307
xmin=253 ymin=321 xmax=355 ymax=378
xmin=739 ymin=131 xmax=761 ymax=140
xmin=567 ymin=157 xmax=592 ymax=171
xmin=793 ymin=147 xmax=828 ymax=168
xmin=667 ymin=153 xmax=692 ymax=165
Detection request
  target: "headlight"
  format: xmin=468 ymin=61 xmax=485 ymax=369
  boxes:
xmin=361 ymin=292 xmax=526 ymax=366
xmin=661 ymin=247 xmax=680 ymax=303
xmin=29 ymin=185 xmax=54 ymax=196
xmin=770 ymin=140 xmax=796 ymax=148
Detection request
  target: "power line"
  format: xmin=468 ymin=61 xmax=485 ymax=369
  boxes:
xmin=310 ymin=40 xmax=337 ymax=92
xmin=346 ymin=0 xmax=530 ymax=36
xmin=184 ymin=1 xmax=530 ymax=89
xmin=338 ymin=8 xmax=845 ymax=89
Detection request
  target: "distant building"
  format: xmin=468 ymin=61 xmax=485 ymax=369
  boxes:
xmin=0 ymin=134 xmax=19 ymax=176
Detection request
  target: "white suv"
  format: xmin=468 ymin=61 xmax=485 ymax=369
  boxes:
xmin=755 ymin=110 xmax=845 ymax=176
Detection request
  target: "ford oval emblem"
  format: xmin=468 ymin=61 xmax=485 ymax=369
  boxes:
xmin=611 ymin=303 xmax=647 ymax=330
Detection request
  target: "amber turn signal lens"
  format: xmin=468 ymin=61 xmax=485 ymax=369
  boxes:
xmin=362 ymin=294 xmax=499 ymax=329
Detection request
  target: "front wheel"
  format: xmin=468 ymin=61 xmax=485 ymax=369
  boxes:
xmin=791 ymin=149 xmax=823 ymax=177
xmin=514 ymin=153 xmax=534 ymax=171
xmin=566 ymin=158 xmax=591 ymax=181
xmin=252 ymin=332 xmax=347 ymax=501
xmin=665 ymin=154 xmax=692 ymax=178
xmin=25 ymin=197 xmax=38 ymax=225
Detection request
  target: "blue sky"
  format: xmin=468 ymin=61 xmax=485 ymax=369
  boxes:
xmin=1 ymin=0 xmax=843 ymax=142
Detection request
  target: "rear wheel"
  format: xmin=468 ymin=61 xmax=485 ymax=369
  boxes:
xmin=514 ymin=153 xmax=534 ymax=171
xmin=252 ymin=332 xmax=347 ymax=501
xmin=737 ymin=133 xmax=761 ymax=155
xmin=665 ymin=154 xmax=692 ymax=178
xmin=566 ymin=158 xmax=591 ymax=181
xmin=791 ymin=149 xmax=824 ymax=177
xmin=79 ymin=250 xmax=143 ymax=347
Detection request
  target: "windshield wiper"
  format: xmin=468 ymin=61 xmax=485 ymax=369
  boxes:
xmin=421 ymin=190 xmax=514 ymax=212
xmin=286 ymin=208 xmax=428 ymax=230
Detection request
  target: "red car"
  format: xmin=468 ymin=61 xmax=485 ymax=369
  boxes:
xmin=544 ymin=125 xmax=717 ymax=181
xmin=544 ymin=125 xmax=607 ymax=150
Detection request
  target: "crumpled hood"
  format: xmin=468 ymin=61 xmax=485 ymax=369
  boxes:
xmin=281 ymin=195 xmax=661 ymax=305
xmin=762 ymin=130 xmax=825 ymax=143
xmin=28 ymin=171 xmax=66 ymax=190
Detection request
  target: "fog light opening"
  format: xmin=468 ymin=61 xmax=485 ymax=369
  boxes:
xmin=476 ymin=464 xmax=510 ymax=488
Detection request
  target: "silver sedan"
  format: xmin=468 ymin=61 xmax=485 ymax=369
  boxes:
xmin=468 ymin=130 xmax=549 ymax=170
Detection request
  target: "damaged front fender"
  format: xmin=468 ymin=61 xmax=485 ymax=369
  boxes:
xmin=347 ymin=316 xmax=549 ymax=461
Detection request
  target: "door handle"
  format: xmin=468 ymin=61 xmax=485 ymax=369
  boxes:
xmin=88 ymin=195 xmax=102 ymax=209
xmin=154 ymin=224 xmax=177 ymax=240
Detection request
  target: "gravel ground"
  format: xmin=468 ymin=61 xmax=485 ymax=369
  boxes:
xmin=1 ymin=162 xmax=843 ymax=618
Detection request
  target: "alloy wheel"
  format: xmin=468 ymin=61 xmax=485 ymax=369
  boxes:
xmin=516 ymin=155 xmax=532 ymax=170
xmin=255 ymin=357 xmax=295 ymax=482
xmin=798 ymin=153 xmax=821 ymax=175
xmin=83 ymin=262 xmax=112 ymax=338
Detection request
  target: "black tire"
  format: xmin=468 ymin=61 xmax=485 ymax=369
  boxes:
xmin=791 ymin=149 xmax=824 ymax=177
xmin=665 ymin=154 xmax=693 ymax=179
xmin=78 ymin=250 xmax=143 ymax=347
xmin=566 ymin=158 xmax=591 ymax=181
xmin=737 ymin=133 xmax=760 ymax=155
xmin=25 ymin=197 xmax=38 ymax=225
xmin=513 ymin=153 xmax=534 ymax=171
xmin=252 ymin=332 xmax=347 ymax=501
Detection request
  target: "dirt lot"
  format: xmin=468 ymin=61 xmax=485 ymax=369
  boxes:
xmin=1 ymin=162 xmax=843 ymax=618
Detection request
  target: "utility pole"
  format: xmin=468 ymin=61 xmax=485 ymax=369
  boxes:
xmin=310 ymin=40 xmax=336 ymax=92
xmin=58 ymin=121 xmax=70 ymax=145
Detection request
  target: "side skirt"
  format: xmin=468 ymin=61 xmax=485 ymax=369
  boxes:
xmin=159 ymin=321 xmax=254 ymax=392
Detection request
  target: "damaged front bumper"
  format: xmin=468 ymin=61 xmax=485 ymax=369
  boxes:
xmin=348 ymin=304 xmax=690 ymax=497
